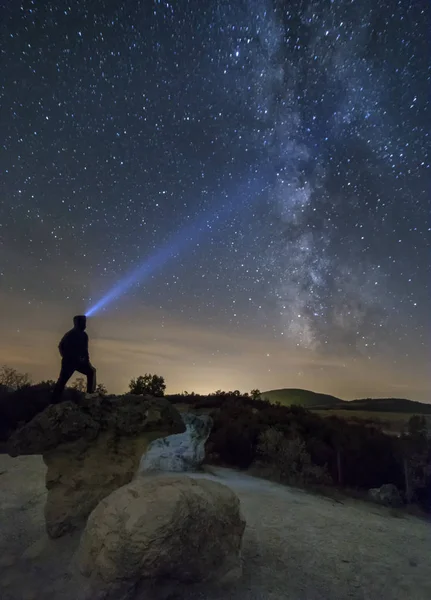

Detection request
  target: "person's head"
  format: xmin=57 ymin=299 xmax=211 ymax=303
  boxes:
xmin=73 ymin=315 xmax=87 ymax=331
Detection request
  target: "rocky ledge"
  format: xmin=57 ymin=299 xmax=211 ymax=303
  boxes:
xmin=6 ymin=394 xmax=185 ymax=538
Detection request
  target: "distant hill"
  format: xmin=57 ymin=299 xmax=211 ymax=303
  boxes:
xmin=261 ymin=388 xmax=431 ymax=414
xmin=261 ymin=388 xmax=343 ymax=408
xmin=337 ymin=397 xmax=431 ymax=414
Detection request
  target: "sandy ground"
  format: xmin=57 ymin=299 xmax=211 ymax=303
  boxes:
xmin=0 ymin=455 xmax=430 ymax=600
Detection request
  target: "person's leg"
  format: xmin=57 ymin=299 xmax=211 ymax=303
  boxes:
xmin=52 ymin=361 xmax=75 ymax=403
xmin=88 ymin=364 xmax=96 ymax=393
xmin=76 ymin=362 xmax=97 ymax=394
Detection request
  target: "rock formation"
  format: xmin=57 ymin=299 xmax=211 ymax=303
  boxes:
xmin=6 ymin=394 xmax=185 ymax=538
xmin=76 ymin=474 xmax=246 ymax=600
xmin=137 ymin=412 xmax=213 ymax=474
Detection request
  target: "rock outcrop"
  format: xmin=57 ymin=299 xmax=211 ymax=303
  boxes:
xmin=368 ymin=483 xmax=403 ymax=507
xmin=76 ymin=474 xmax=246 ymax=600
xmin=137 ymin=412 xmax=213 ymax=474
xmin=7 ymin=395 xmax=185 ymax=538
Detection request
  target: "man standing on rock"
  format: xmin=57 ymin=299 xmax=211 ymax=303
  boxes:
xmin=52 ymin=315 xmax=97 ymax=403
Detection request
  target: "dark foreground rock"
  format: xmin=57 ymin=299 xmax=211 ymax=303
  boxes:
xmin=6 ymin=395 xmax=185 ymax=538
xmin=76 ymin=474 xmax=246 ymax=600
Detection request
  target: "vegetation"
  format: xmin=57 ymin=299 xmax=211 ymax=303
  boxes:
xmin=168 ymin=390 xmax=431 ymax=512
xmin=336 ymin=397 xmax=431 ymax=414
xmin=257 ymin=428 xmax=332 ymax=485
xmin=0 ymin=365 xmax=32 ymax=390
xmin=71 ymin=377 xmax=108 ymax=396
xmin=95 ymin=382 xmax=108 ymax=396
xmin=313 ymin=408 xmax=431 ymax=435
xmin=0 ymin=366 xmax=430 ymax=513
xmin=0 ymin=380 xmax=82 ymax=441
xmin=71 ymin=377 xmax=87 ymax=393
xmin=129 ymin=373 xmax=166 ymax=397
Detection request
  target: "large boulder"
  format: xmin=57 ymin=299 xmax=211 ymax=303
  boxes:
xmin=368 ymin=483 xmax=403 ymax=507
xmin=7 ymin=395 xmax=185 ymax=538
xmin=137 ymin=412 xmax=213 ymax=473
xmin=76 ymin=474 xmax=246 ymax=600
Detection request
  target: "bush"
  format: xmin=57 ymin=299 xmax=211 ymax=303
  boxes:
xmin=258 ymin=428 xmax=332 ymax=485
xmin=0 ymin=365 xmax=32 ymax=390
xmin=204 ymin=395 xmax=410 ymax=499
xmin=0 ymin=382 xmax=82 ymax=441
xmin=209 ymin=404 xmax=261 ymax=468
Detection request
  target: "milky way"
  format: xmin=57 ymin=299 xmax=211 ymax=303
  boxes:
xmin=1 ymin=0 xmax=429 ymax=393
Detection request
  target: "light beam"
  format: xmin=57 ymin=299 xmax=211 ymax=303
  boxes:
xmin=85 ymin=171 xmax=269 ymax=316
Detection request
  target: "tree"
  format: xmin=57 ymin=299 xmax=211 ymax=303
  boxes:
xmin=0 ymin=365 xmax=32 ymax=390
xmin=129 ymin=374 xmax=166 ymax=397
xmin=71 ymin=377 xmax=86 ymax=392
xmin=407 ymin=415 xmax=428 ymax=438
xmin=250 ymin=389 xmax=261 ymax=401
xmin=96 ymin=382 xmax=108 ymax=396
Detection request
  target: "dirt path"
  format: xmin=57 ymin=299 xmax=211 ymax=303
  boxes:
xmin=0 ymin=455 xmax=430 ymax=600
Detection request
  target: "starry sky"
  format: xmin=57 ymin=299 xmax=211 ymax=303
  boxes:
xmin=1 ymin=0 xmax=430 ymax=401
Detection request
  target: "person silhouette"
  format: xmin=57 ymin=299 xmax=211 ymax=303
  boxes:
xmin=52 ymin=315 xmax=97 ymax=403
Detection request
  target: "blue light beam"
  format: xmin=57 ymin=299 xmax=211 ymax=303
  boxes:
xmin=85 ymin=172 xmax=269 ymax=317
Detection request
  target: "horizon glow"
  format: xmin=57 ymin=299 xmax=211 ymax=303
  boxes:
xmin=85 ymin=172 xmax=269 ymax=317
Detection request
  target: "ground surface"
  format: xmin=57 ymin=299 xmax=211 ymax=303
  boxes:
xmin=0 ymin=455 xmax=430 ymax=600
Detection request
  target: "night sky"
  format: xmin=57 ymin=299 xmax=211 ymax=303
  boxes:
xmin=1 ymin=0 xmax=429 ymax=400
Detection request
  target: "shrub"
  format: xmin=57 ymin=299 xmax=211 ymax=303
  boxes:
xmin=204 ymin=395 xmax=409 ymax=497
xmin=258 ymin=427 xmax=332 ymax=485
xmin=0 ymin=365 xmax=32 ymax=390
xmin=0 ymin=382 xmax=82 ymax=441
